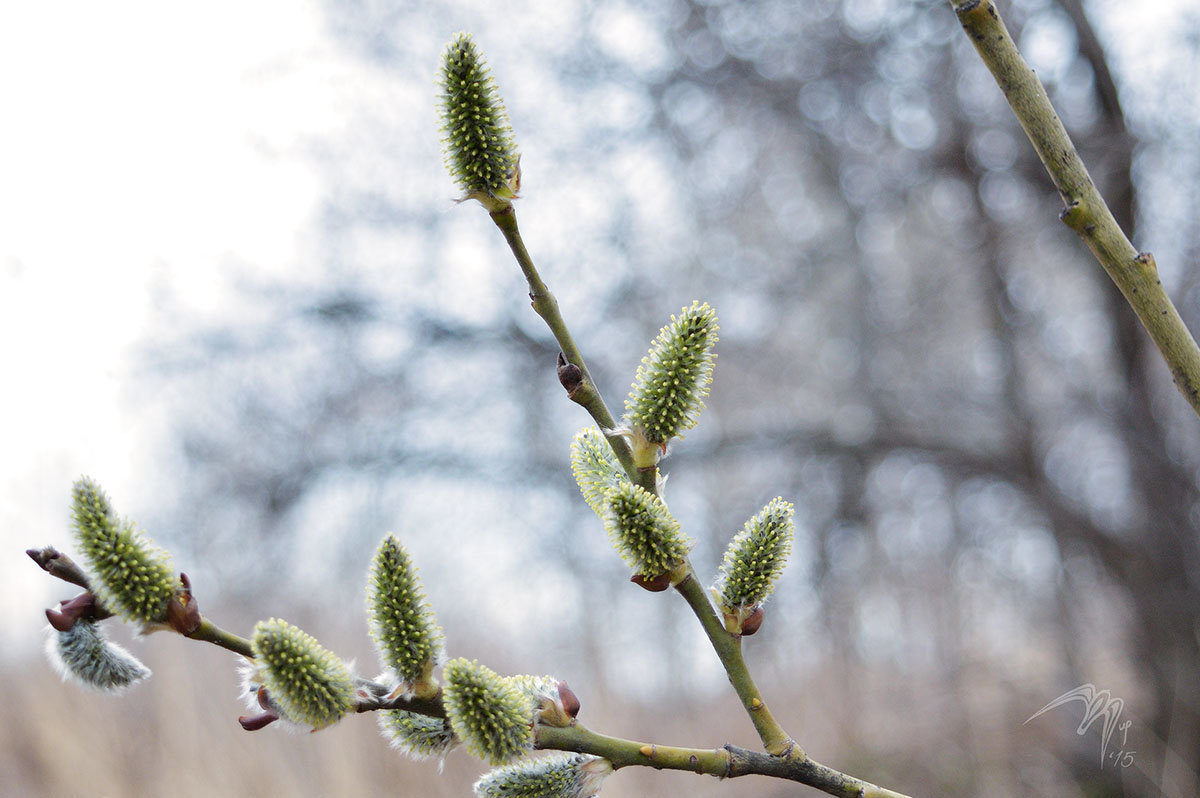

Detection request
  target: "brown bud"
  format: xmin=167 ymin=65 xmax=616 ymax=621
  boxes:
xmin=630 ymin=572 xmax=672 ymax=592
xmin=557 ymin=681 xmax=581 ymax=718
xmin=740 ymin=607 xmax=765 ymax=636
xmin=167 ymin=573 xmax=202 ymax=636
xmin=238 ymin=710 xmax=279 ymax=731
xmin=28 ymin=547 xmax=92 ymax=590
xmin=46 ymin=592 xmax=99 ymax=630
xmin=46 ymin=608 xmax=75 ymax=632
xmin=557 ymin=352 xmax=584 ymax=396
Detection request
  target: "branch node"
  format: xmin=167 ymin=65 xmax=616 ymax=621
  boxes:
xmin=1134 ymin=251 xmax=1157 ymax=273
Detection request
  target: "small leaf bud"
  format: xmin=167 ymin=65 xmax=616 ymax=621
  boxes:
xmin=557 ymin=353 xmax=584 ymax=397
xmin=629 ymin=572 xmax=672 ymax=592
xmin=166 ymin=573 xmax=202 ymax=636
xmin=511 ymin=675 xmax=580 ymax=728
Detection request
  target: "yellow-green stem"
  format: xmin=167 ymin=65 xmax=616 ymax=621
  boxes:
xmin=673 ymin=566 xmax=795 ymax=756
xmin=187 ymin=617 xmax=254 ymax=658
xmin=489 ymin=207 xmax=658 ymax=494
xmin=536 ymin=723 xmax=912 ymax=798
xmin=951 ymin=0 xmax=1200 ymax=418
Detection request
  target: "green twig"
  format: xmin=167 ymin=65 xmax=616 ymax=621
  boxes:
xmin=536 ymin=723 xmax=912 ymax=798
xmin=673 ymin=565 xmax=795 ymax=756
xmin=186 ymin=617 xmax=254 ymax=658
xmin=950 ymin=0 xmax=1200 ymax=419
xmin=489 ymin=206 xmax=660 ymax=495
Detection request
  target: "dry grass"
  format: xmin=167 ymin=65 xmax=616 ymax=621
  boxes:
xmin=2 ymin=621 xmax=1120 ymax=797
xmin=0 ymin=642 xmax=886 ymax=797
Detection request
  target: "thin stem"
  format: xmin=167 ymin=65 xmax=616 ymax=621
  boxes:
xmin=187 ymin=617 xmax=254 ymax=658
xmin=355 ymin=679 xmax=447 ymax=718
xmin=536 ymin=723 xmax=912 ymax=798
xmin=31 ymin=545 xmax=251 ymax=660
xmin=674 ymin=566 xmax=796 ymax=756
xmin=950 ymin=0 xmax=1200 ymax=419
xmin=489 ymin=207 xmax=659 ymax=494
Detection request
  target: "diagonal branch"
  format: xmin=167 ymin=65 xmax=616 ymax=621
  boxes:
xmin=950 ymin=0 xmax=1200 ymax=419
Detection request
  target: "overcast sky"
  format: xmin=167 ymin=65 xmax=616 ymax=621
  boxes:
xmin=0 ymin=1 xmax=337 ymax=656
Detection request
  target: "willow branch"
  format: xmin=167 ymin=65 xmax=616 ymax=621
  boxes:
xmin=536 ymin=723 xmax=912 ymax=798
xmin=950 ymin=0 xmax=1200 ymax=419
xmin=185 ymin=617 xmax=254 ymax=658
xmin=673 ymin=566 xmax=795 ymax=756
xmin=489 ymin=206 xmax=659 ymax=494
xmin=32 ymin=545 xmax=253 ymax=659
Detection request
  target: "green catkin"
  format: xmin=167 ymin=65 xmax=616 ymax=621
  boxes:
xmin=70 ymin=477 xmax=177 ymax=626
xmin=439 ymin=32 xmax=520 ymax=203
xmin=624 ymin=302 xmax=719 ymax=464
xmin=474 ymin=753 xmax=613 ymax=798
xmin=570 ymin=427 xmax=628 ymax=516
xmin=444 ymin=658 xmax=534 ymax=765
xmin=378 ymin=709 xmax=458 ymax=762
xmin=367 ymin=535 xmax=443 ymax=693
xmin=714 ymin=498 xmax=794 ymax=614
xmin=250 ymin=618 xmax=356 ymax=731
xmin=604 ymin=482 xmax=691 ymax=578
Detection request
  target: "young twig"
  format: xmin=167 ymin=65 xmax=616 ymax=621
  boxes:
xmin=536 ymin=724 xmax=911 ymax=798
xmin=950 ymin=0 xmax=1200 ymax=419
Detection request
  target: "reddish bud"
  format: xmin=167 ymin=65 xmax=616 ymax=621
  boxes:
xmin=46 ymin=608 xmax=74 ymax=632
xmin=557 ymin=353 xmax=584 ymax=397
xmin=557 ymin=681 xmax=581 ymax=718
xmin=630 ymin=572 xmax=672 ymax=592
xmin=46 ymin=592 xmax=98 ymax=631
xmin=238 ymin=710 xmax=279 ymax=731
xmin=739 ymin=607 xmax=765 ymax=636
xmin=167 ymin=573 xmax=202 ymax=636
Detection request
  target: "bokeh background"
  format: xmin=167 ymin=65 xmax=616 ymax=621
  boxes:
xmin=4 ymin=1 xmax=1199 ymax=795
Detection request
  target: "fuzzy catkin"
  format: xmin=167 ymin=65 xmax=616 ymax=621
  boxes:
xmin=443 ymin=658 xmax=533 ymax=765
xmin=45 ymin=620 xmax=151 ymax=692
xmin=624 ymin=301 xmax=719 ymax=450
xmin=379 ymin=709 xmax=458 ymax=762
xmin=474 ymin=753 xmax=613 ymax=798
xmin=715 ymin=497 xmax=794 ymax=612
xmin=439 ymin=32 xmax=520 ymax=200
xmin=71 ymin=477 xmax=177 ymax=626
xmin=250 ymin=618 xmax=356 ymax=731
xmin=367 ymin=535 xmax=443 ymax=689
xmin=570 ymin=427 xmax=628 ymax=516
xmin=604 ymin=482 xmax=691 ymax=578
